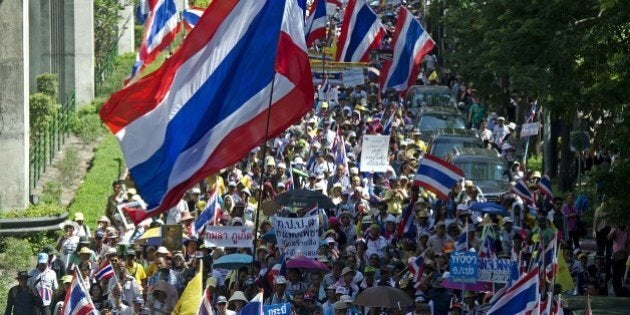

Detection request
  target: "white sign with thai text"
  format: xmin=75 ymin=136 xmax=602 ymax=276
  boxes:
xmin=360 ymin=135 xmax=391 ymax=173
xmin=201 ymin=226 xmax=254 ymax=248
xmin=273 ymin=215 xmax=320 ymax=258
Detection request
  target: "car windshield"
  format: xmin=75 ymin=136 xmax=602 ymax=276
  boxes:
xmin=410 ymin=91 xmax=457 ymax=109
xmin=417 ymin=115 xmax=466 ymax=132
xmin=432 ymin=139 xmax=483 ymax=158
xmin=455 ymin=161 xmax=508 ymax=182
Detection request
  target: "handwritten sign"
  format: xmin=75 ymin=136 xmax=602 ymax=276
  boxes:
xmin=264 ymin=303 xmax=292 ymax=315
xmin=342 ymin=68 xmax=365 ymax=87
xmin=273 ymin=215 xmax=320 ymax=258
xmin=520 ymin=122 xmax=539 ymax=137
xmin=200 ymin=226 xmax=254 ymax=248
xmin=477 ymin=258 xmax=518 ymax=283
xmin=360 ymin=135 xmax=391 ymax=173
xmin=449 ymin=252 xmax=478 ymax=283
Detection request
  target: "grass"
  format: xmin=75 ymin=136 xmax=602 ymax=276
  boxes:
xmin=66 ymin=134 xmax=124 ymax=228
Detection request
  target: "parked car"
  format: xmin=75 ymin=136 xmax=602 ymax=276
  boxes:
xmin=445 ymin=147 xmax=510 ymax=201
xmin=405 ymin=85 xmax=461 ymax=116
xmin=427 ymin=129 xmax=484 ymax=159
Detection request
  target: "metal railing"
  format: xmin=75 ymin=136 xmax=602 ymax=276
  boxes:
xmin=29 ymin=91 xmax=76 ymax=190
xmin=95 ymin=45 xmax=119 ymax=92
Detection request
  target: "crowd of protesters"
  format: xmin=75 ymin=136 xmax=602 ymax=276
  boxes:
xmin=6 ymin=2 xmax=628 ymax=315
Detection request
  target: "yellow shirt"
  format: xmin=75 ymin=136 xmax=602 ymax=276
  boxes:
xmin=207 ymin=174 xmax=226 ymax=196
xmin=383 ymin=189 xmax=405 ymax=216
xmin=127 ymin=261 xmax=147 ymax=286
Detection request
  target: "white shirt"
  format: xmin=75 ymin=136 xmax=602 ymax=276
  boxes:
xmin=28 ymin=267 xmax=58 ymax=306
xmin=365 ymin=236 xmax=387 ymax=258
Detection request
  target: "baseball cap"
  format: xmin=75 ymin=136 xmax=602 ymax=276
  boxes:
xmin=217 ymin=296 xmax=228 ymax=304
xmin=37 ymin=253 xmax=49 ymax=264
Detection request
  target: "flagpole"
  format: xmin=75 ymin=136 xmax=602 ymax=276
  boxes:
xmin=252 ymin=72 xmax=276 ymax=269
xmin=73 ymin=265 xmax=96 ymax=309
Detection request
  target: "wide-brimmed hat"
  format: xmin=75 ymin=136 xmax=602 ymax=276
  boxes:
xmin=179 ymin=211 xmax=194 ymax=222
xmin=59 ymin=220 xmax=79 ymax=231
xmin=15 ymin=271 xmax=30 ymax=280
xmin=78 ymin=247 xmax=93 ymax=255
xmin=341 ymin=267 xmax=355 ymax=276
xmin=229 ymin=291 xmax=248 ymax=303
xmin=74 ymin=212 xmax=84 ymax=221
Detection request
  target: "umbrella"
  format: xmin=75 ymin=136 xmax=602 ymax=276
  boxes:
xmin=275 ymin=189 xmax=335 ymax=209
xmin=134 ymin=227 xmax=189 ymax=246
xmin=469 ymin=202 xmax=509 ymax=216
xmin=261 ymin=229 xmax=277 ymax=244
xmin=213 ymin=254 xmax=253 ymax=270
xmin=286 ymin=256 xmax=329 ymax=271
xmin=355 ymin=286 xmax=414 ymax=309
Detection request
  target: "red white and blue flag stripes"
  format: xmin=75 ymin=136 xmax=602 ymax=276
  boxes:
xmin=413 ymin=154 xmax=465 ymax=200
xmin=512 ymin=178 xmax=534 ymax=203
xmin=336 ymin=0 xmax=384 ymax=62
xmin=39 ymin=286 xmax=54 ymax=306
xmin=63 ymin=272 xmax=96 ymax=315
xmin=380 ymin=7 xmax=435 ymax=93
xmin=195 ymin=188 xmax=222 ymax=234
xmin=94 ymin=261 xmax=114 ymax=282
xmin=100 ymin=0 xmax=314 ymax=224
xmin=487 ymin=267 xmax=540 ymax=315
xmin=199 ymin=285 xmax=215 ymax=315
xmin=407 ymin=255 xmax=424 ymax=289
xmin=304 ymin=0 xmax=327 ymax=47
xmin=134 ymin=0 xmax=180 ymax=75
xmin=397 ymin=196 xmax=416 ymax=236
xmin=239 ymin=291 xmax=265 ymax=315
xmin=538 ymin=174 xmax=553 ymax=202
xmin=183 ymin=6 xmax=205 ymax=31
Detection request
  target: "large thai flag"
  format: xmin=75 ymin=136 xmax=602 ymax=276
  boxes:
xmin=487 ymin=267 xmax=540 ymax=315
xmin=413 ymin=154 xmax=465 ymax=200
xmin=135 ymin=0 xmax=150 ymax=25
xmin=100 ymin=0 xmax=314 ymax=224
xmin=335 ymin=0 xmax=384 ymax=62
xmin=380 ymin=7 xmax=435 ymax=93
xmin=512 ymin=178 xmax=534 ymax=203
xmin=537 ymin=174 xmax=553 ymax=202
xmin=63 ymin=272 xmax=96 ymax=315
xmin=305 ymin=0 xmax=327 ymax=47
xmin=135 ymin=0 xmax=180 ymax=74
xmin=183 ymin=6 xmax=205 ymax=31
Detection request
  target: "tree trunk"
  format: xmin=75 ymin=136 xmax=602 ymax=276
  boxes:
xmin=543 ymin=108 xmax=559 ymax=177
xmin=558 ymin=111 xmax=575 ymax=192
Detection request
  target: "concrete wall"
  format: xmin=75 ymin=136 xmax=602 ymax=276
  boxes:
xmin=0 ymin=0 xmax=30 ymax=210
xmin=29 ymin=0 xmax=53 ymax=93
xmin=118 ymin=0 xmax=135 ymax=55
xmin=68 ymin=0 xmax=95 ymax=105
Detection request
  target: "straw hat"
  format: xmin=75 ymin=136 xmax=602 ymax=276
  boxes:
xmin=229 ymin=291 xmax=249 ymax=303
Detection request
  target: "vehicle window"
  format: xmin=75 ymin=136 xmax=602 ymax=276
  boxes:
xmin=410 ymin=92 xmax=456 ymax=109
xmin=455 ymin=161 xmax=507 ymax=182
xmin=417 ymin=115 xmax=466 ymax=132
xmin=432 ymin=139 xmax=482 ymax=158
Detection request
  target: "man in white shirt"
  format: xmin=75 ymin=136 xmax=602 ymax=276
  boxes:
xmin=492 ymin=117 xmax=509 ymax=148
xmin=29 ymin=253 xmax=58 ymax=315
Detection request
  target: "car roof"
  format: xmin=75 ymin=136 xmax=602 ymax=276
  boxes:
xmin=451 ymin=147 xmax=501 ymax=158
xmin=407 ymin=85 xmax=451 ymax=93
xmin=433 ymin=128 xmax=480 ymax=138
xmin=420 ymin=107 xmax=461 ymax=116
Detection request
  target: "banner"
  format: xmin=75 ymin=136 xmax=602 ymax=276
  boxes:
xmin=342 ymin=68 xmax=365 ymax=87
xmin=264 ymin=303 xmax=292 ymax=315
xmin=273 ymin=215 xmax=320 ymax=258
xmin=360 ymin=135 xmax=391 ymax=173
xmin=477 ymin=258 xmax=518 ymax=283
xmin=200 ymin=226 xmax=254 ymax=248
xmin=449 ymin=251 xmax=478 ymax=283
xmin=520 ymin=122 xmax=540 ymax=137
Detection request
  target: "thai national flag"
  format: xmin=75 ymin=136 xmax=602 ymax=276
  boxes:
xmin=135 ymin=0 xmax=151 ymax=25
xmin=332 ymin=128 xmax=349 ymax=176
xmin=38 ymin=285 xmax=54 ymax=306
xmin=512 ymin=178 xmax=534 ymax=203
xmin=455 ymin=232 xmax=468 ymax=251
xmin=382 ymin=110 xmax=395 ymax=135
xmin=132 ymin=0 xmax=180 ymax=77
xmin=183 ymin=6 xmax=205 ymax=31
xmin=195 ymin=188 xmax=222 ymax=233
xmin=327 ymin=0 xmax=342 ymax=6
xmin=239 ymin=291 xmax=264 ymax=315
xmin=538 ymin=232 xmax=558 ymax=280
xmin=413 ymin=154 xmax=465 ymax=200
xmin=380 ymin=7 xmax=435 ymax=93
xmin=479 ymin=227 xmax=497 ymax=259
xmin=537 ymin=174 xmax=553 ymax=202
xmin=267 ymin=254 xmax=287 ymax=285
xmin=94 ymin=261 xmax=114 ymax=282
xmin=487 ymin=267 xmax=540 ymax=315
xmin=397 ymin=198 xmax=416 ymax=237
xmin=336 ymin=0 xmax=384 ymax=62
xmin=407 ymin=255 xmax=424 ymax=289
xmin=63 ymin=272 xmax=96 ymax=315
xmin=100 ymin=0 xmax=314 ymax=223
xmin=304 ymin=0 xmax=327 ymax=47
xmin=199 ymin=286 xmax=215 ymax=315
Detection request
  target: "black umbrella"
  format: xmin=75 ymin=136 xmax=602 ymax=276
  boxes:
xmin=355 ymin=286 xmax=414 ymax=309
xmin=275 ymin=189 xmax=335 ymax=209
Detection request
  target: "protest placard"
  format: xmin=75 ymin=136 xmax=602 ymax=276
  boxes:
xmin=477 ymin=258 xmax=518 ymax=283
xmin=520 ymin=122 xmax=540 ymax=137
xmin=342 ymin=68 xmax=365 ymax=87
xmin=273 ymin=214 xmax=320 ymax=258
xmin=360 ymin=135 xmax=391 ymax=173
xmin=200 ymin=226 xmax=254 ymax=248
xmin=449 ymin=251 xmax=478 ymax=283
xmin=264 ymin=303 xmax=291 ymax=315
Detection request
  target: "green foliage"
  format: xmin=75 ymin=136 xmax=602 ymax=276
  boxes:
xmin=67 ymin=135 xmax=124 ymax=228
xmin=94 ymin=0 xmax=124 ymax=62
xmin=69 ymin=104 xmax=106 ymax=145
xmin=96 ymin=53 xmax=136 ymax=97
xmin=527 ymin=155 xmax=542 ymax=173
xmin=0 ymin=203 xmax=66 ymax=219
xmin=191 ymin=0 xmax=212 ymax=7
xmin=41 ymin=181 xmax=62 ymax=204
xmin=134 ymin=25 xmax=143 ymax=49
xmin=36 ymin=73 xmax=59 ymax=100
xmin=29 ymin=93 xmax=60 ymax=138
xmin=58 ymin=149 xmax=79 ymax=186
xmin=0 ymin=237 xmax=34 ymax=270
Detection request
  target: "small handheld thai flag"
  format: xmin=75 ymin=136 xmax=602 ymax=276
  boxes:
xmin=95 ymin=261 xmax=114 ymax=282
xmin=512 ymin=179 xmax=534 ymax=203
xmin=239 ymin=291 xmax=264 ymax=315
xmin=199 ymin=285 xmax=215 ymax=315
xmin=38 ymin=285 xmax=54 ymax=306
xmin=304 ymin=0 xmax=327 ymax=47
xmin=537 ymin=175 xmax=553 ymax=202
xmin=413 ymin=154 xmax=465 ymax=200
xmin=408 ymin=255 xmax=424 ymax=289
xmin=479 ymin=227 xmax=497 ymax=259
xmin=62 ymin=272 xmax=96 ymax=315
xmin=382 ymin=110 xmax=395 ymax=135
xmin=455 ymin=232 xmax=468 ymax=251
xmin=195 ymin=188 xmax=222 ymax=233
xmin=397 ymin=198 xmax=416 ymax=237
xmin=267 ymin=254 xmax=287 ymax=285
